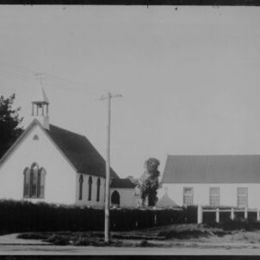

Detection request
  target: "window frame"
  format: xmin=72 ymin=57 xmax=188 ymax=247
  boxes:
xmin=96 ymin=178 xmax=101 ymax=202
xmin=88 ymin=176 xmax=93 ymax=201
xmin=209 ymin=187 xmax=220 ymax=207
xmin=183 ymin=187 xmax=194 ymax=207
xmin=79 ymin=174 xmax=84 ymax=201
xmin=23 ymin=163 xmax=46 ymax=199
xmin=237 ymin=187 xmax=248 ymax=208
xmin=23 ymin=167 xmax=30 ymax=198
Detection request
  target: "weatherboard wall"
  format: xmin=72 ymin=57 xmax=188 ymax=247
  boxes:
xmin=110 ymin=188 xmax=138 ymax=208
xmin=76 ymin=173 xmax=105 ymax=207
xmin=0 ymin=124 xmax=77 ymax=204
xmin=162 ymin=183 xmax=260 ymax=208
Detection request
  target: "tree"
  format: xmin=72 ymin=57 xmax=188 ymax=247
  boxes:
xmin=0 ymin=94 xmax=23 ymax=158
xmin=137 ymin=158 xmax=160 ymax=207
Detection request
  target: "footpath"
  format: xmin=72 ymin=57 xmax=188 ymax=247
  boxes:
xmin=0 ymin=233 xmax=49 ymax=245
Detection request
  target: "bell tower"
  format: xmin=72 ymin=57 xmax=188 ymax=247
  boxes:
xmin=32 ymin=87 xmax=50 ymax=130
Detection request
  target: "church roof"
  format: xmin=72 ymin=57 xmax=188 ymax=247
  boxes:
xmin=0 ymin=119 xmax=119 ymax=179
xmin=46 ymin=124 xmax=119 ymax=179
xmin=162 ymin=154 xmax=260 ymax=184
xmin=110 ymin=177 xmax=136 ymax=188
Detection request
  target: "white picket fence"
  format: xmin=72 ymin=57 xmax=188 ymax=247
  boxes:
xmin=197 ymin=205 xmax=260 ymax=224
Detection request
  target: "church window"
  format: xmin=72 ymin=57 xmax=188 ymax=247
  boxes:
xmin=23 ymin=163 xmax=46 ymax=199
xmin=88 ymin=176 xmax=92 ymax=201
xmin=38 ymin=168 xmax=46 ymax=198
xmin=23 ymin=167 xmax=30 ymax=198
xmin=96 ymin=178 xmax=101 ymax=202
xmin=30 ymin=163 xmax=38 ymax=197
xmin=79 ymin=174 xmax=83 ymax=200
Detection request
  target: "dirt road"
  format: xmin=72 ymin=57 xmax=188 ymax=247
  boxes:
xmin=1 ymin=244 xmax=260 ymax=255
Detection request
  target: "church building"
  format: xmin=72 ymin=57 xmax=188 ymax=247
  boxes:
xmin=0 ymin=88 xmax=137 ymax=208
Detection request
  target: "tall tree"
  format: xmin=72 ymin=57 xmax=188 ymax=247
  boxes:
xmin=0 ymin=94 xmax=23 ymax=158
xmin=138 ymin=158 xmax=160 ymax=207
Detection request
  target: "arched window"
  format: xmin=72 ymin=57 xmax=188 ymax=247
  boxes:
xmin=88 ymin=176 xmax=92 ymax=201
xmin=23 ymin=163 xmax=46 ymax=199
xmin=30 ymin=163 xmax=38 ymax=197
xmin=23 ymin=167 xmax=30 ymax=198
xmin=38 ymin=168 xmax=46 ymax=198
xmin=79 ymin=174 xmax=84 ymax=200
xmin=111 ymin=190 xmax=120 ymax=206
xmin=96 ymin=178 xmax=101 ymax=202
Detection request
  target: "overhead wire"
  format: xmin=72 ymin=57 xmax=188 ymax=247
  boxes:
xmin=0 ymin=61 xmax=105 ymax=96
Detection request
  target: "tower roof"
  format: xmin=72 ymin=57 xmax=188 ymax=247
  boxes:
xmin=32 ymin=87 xmax=49 ymax=104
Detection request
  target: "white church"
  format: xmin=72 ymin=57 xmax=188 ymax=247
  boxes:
xmin=0 ymin=88 xmax=137 ymax=208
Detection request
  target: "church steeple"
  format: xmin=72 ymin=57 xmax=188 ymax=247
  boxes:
xmin=32 ymin=87 xmax=50 ymax=130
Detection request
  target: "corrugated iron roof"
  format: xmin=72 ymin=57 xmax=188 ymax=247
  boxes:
xmin=162 ymin=154 xmax=260 ymax=183
xmin=46 ymin=124 xmax=119 ymax=179
xmin=110 ymin=177 xmax=136 ymax=188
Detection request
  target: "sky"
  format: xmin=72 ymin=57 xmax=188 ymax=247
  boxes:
xmin=0 ymin=6 xmax=260 ymax=179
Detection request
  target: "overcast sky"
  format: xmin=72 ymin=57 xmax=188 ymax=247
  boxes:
xmin=1 ymin=6 xmax=260 ymax=178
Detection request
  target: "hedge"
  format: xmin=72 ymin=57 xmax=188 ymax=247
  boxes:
xmin=0 ymin=200 xmax=197 ymax=233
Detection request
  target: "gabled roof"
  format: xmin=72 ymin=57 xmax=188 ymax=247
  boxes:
xmin=45 ymin=124 xmax=119 ymax=179
xmin=110 ymin=178 xmax=136 ymax=188
xmin=0 ymin=119 xmax=40 ymax=167
xmin=0 ymin=119 xmax=119 ymax=179
xmin=162 ymin=154 xmax=260 ymax=184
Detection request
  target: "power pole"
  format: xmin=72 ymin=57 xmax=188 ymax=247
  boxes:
xmin=100 ymin=92 xmax=122 ymax=243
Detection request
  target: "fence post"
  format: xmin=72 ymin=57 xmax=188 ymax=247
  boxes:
xmin=257 ymin=209 xmax=260 ymax=221
xmin=216 ymin=208 xmax=220 ymax=223
xmin=154 ymin=213 xmax=157 ymax=225
xmin=230 ymin=207 xmax=235 ymax=220
xmin=244 ymin=208 xmax=248 ymax=219
xmin=197 ymin=205 xmax=203 ymax=224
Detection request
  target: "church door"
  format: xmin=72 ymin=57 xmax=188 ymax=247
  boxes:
xmin=111 ymin=190 xmax=120 ymax=206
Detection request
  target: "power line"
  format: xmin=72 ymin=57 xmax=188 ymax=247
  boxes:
xmin=0 ymin=60 xmax=106 ymax=95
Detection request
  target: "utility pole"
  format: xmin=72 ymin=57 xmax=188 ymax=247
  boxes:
xmin=100 ymin=92 xmax=122 ymax=243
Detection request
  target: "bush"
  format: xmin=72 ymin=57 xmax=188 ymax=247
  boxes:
xmin=45 ymin=234 xmax=70 ymax=245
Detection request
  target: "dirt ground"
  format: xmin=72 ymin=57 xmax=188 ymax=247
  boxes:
xmin=13 ymin=223 xmax=260 ymax=249
xmin=3 ymin=225 xmax=260 ymax=254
